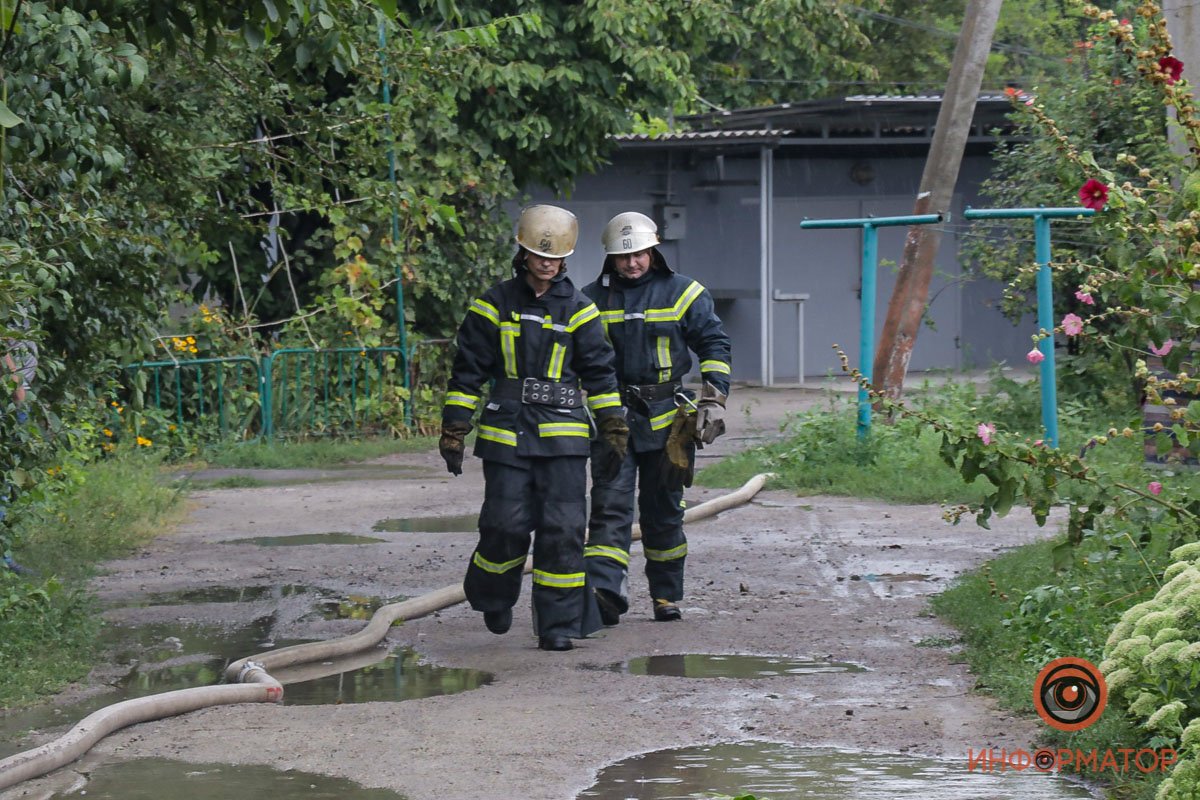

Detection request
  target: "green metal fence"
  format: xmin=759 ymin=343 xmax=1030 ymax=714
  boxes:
xmin=124 ymin=356 xmax=261 ymax=437
xmin=262 ymin=347 xmax=406 ymax=438
xmin=122 ymin=347 xmax=411 ymax=440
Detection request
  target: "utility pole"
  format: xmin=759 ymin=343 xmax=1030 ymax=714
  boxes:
xmin=1163 ymin=0 xmax=1200 ymax=159
xmin=872 ymin=0 xmax=1003 ymax=400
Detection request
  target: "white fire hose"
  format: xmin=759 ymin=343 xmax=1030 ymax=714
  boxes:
xmin=0 ymin=473 xmax=771 ymax=791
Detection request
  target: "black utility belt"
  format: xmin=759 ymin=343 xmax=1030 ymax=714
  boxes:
xmin=492 ymin=377 xmax=583 ymax=409
xmin=621 ymin=381 xmax=682 ymax=404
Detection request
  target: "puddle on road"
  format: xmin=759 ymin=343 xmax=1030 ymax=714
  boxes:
xmin=273 ymin=647 xmax=492 ymax=705
xmin=178 ymin=464 xmax=439 ymax=489
xmin=614 ymin=654 xmax=866 ymax=679
xmin=1 ymin=612 xmax=487 ymax=759
xmin=850 ymin=573 xmax=933 ymax=583
xmin=226 ymin=533 xmax=386 ymax=547
xmin=372 ymin=514 xmax=477 ymax=532
xmin=50 ymin=758 xmax=408 ymax=799
xmin=578 ymin=742 xmax=1094 ymax=799
xmin=317 ymin=593 xmax=408 ymax=620
xmin=124 ymin=584 xmax=321 ymax=607
xmin=0 ymin=617 xmax=298 ymax=759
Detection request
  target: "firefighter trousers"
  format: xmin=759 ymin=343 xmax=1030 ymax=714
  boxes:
xmin=585 ymin=444 xmax=687 ymax=613
xmin=464 ymin=457 xmax=601 ymax=640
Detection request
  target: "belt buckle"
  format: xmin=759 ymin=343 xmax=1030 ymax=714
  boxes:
xmin=522 ymin=376 xmax=549 ymax=405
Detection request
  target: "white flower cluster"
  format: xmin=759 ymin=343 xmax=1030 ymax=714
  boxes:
xmin=1102 ymin=543 xmax=1200 ymax=799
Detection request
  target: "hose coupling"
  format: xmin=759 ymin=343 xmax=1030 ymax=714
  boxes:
xmin=237 ymin=660 xmax=267 ymax=683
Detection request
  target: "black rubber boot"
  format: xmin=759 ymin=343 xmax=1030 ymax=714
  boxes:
xmin=484 ymin=609 xmax=512 ymax=635
xmin=653 ymin=599 xmax=682 ymax=622
xmin=538 ymin=635 xmax=573 ymax=651
xmin=595 ymin=589 xmax=623 ymax=627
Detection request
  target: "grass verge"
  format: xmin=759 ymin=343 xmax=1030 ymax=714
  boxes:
xmin=932 ymin=530 xmax=1174 ymax=799
xmin=198 ymin=435 xmax=437 ymax=470
xmin=0 ymin=455 xmax=184 ymax=707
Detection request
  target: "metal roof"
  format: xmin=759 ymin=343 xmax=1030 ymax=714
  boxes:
xmin=843 ymin=93 xmax=1011 ymax=104
xmin=673 ymin=93 xmax=1020 ymax=147
xmin=611 ymin=129 xmax=791 ymax=146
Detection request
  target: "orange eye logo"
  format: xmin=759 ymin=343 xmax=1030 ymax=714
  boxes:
xmin=1033 ymin=657 xmax=1107 ymax=731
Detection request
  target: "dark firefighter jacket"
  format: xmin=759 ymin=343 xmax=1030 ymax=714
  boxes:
xmin=582 ymin=250 xmax=731 ymax=452
xmin=442 ymin=269 xmax=622 ymax=468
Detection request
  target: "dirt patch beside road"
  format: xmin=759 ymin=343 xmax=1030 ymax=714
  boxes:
xmin=3 ymin=386 xmax=1069 ymax=800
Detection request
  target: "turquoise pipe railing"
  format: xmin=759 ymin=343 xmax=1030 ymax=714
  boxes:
xmin=962 ymin=206 xmax=1096 ymax=448
xmin=124 ymin=356 xmax=261 ymax=435
xmin=261 ymin=346 xmax=406 ymax=438
xmin=378 ymin=20 xmax=411 ymax=426
xmin=800 ymin=213 xmax=944 ymax=438
xmin=124 ymin=347 xmax=408 ymax=440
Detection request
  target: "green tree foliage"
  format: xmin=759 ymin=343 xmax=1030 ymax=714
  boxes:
xmin=403 ymin=0 xmax=879 ymax=187
xmin=961 ymin=2 xmax=1175 ymax=400
xmin=851 ymin=0 xmax=1124 ymax=94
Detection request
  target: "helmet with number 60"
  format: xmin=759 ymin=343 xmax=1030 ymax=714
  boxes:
xmin=515 ymin=204 xmax=578 ymax=258
xmin=601 ymin=212 xmax=659 ymax=255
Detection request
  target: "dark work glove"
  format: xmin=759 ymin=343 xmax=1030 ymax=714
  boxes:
xmin=661 ymin=406 xmax=697 ymax=490
xmin=593 ymin=414 xmax=630 ymax=482
xmin=439 ymin=421 xmax=472 ymax=476
xmin=695 ymin=381 xmax=727 ymax=445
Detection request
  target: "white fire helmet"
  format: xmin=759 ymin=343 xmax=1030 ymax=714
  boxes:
xmin=601 ymin=211 xmax=660 ymax=255
xmin=515 ymin=204 xmax=578 ymax=258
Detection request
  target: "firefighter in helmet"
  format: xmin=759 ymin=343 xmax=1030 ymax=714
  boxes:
xmin=439 ymin=204 xmax=629 ymax=651
xmin=582 ymin=211 xmax=731 ymax=624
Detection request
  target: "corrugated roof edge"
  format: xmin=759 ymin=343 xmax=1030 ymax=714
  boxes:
xmin=610 ymin=129 xmax=792 ymax=142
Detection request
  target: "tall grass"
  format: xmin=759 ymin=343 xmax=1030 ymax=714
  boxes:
xmin=0 ymin=456 xmax=184 ymax=706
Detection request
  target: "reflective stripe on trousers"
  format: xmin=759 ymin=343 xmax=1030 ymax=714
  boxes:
xmin=464 ymin=457 xmax=601 ymax=639
xmin=584 ymin=444 xmax=687 ymax=606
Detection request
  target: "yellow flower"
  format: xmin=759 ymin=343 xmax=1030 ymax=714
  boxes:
xmin=186 ymin=336 xmax=195 ymax=344
xmin=136 ymin=436 xmax=152 ymax=447
xmin=101 ymin=442 xmax=115 ymax=452
xmin=168 ymin=424 xmax=176 ymax=432
xmin=102 ymin=428 xmax=113 ymax=437
xmin=189 ymin=346 xmax=198 ymax=354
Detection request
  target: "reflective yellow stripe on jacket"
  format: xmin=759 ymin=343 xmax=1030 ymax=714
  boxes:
xmin=499 ymin=321 xmax=519 ymax=378
xmin=473 ymin=552 xmax=525 ymax=574
xmin=566 ymin=304 xmax=600 ymax=332
xmin=585 ymin=544 xmax=630 ymax=566
xmin=645 ymin=543 xmax=688 ymax=562
xmin=650 ymin=408 xmax=677 ymax=431
xmin=478 ymin=425 xmax=516 ymax=446
xmin=645 ymin=281 xmax=703 ymax=323
xmin=532 ymin=569 xmax=586 ymax=588
xmin=546 ymin=343 xmax=566 ymax=380
xmin=469 ymin=299 xmax=500 ymax=326
xmin=700 ymin=359 xmax=731 ymax=375
xmin=445 ymin=391 xmax=480 ymax=411
xmin=587 ymin=392 xmax=621 ymax=412
xmin=537 ymin=422 xmax=589 ymax=438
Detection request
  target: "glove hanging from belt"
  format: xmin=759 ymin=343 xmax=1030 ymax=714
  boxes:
xmin=661 ymin=403 xmax=697 ymax=490
xmin=695 ymin=381 xmax=727 ymax=445
xmin=593 ymin=413 xmax=630 ymax=482
xmin=439 ymin=420 xmax=472 ymax=476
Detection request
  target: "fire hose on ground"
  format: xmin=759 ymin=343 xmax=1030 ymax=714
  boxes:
xmin=0 ymin=473 xmax=771 ymax=791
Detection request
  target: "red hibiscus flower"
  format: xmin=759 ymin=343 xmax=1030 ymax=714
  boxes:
xmin=1159 ymin=56 xmax=1184 ymax=85
xmin=1078 ymin=178 xmax=1109 ymax=211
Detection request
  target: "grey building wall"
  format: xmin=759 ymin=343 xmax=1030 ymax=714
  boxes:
xmin=525 ymin=146 xmax=1032 ymax=385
